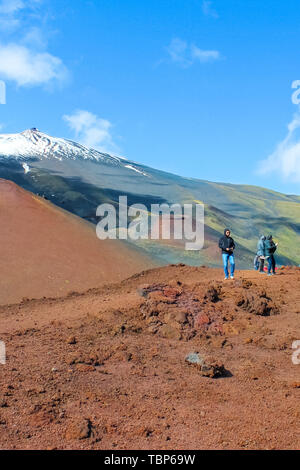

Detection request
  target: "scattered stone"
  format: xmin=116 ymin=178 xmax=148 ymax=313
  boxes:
xmin=29 ymin=410 xmax=55 ymax=428
xmin=66 ymin=336 xmax=77 ymax=345
xmin=67 ymin=351 xmax=101 ymax=366
xmin=113 ymin=350 xmax=132 ymax=362
xmin=204 ymin=284 xmax=221 ymax=303
xmin=65 ymin=419 xmax=93 ymax=440
xmin=164 ymin=309 xmax=187 ymax=324
xmin=67 ymin=352 xmax=85 ymax=365
xmin=244 ymin=337 xmax=253 ymax=344
xmin=143 ymin=428 xmax=153 ymax=438
xmin=195 ymin=314 xmax=210 ymax=327
xmin=241 ymin=280 xmax=253 ymax=289
xmin=236 ymin=291 xmax=279 ymax=316
xmin=185 ymin=352 xmax=227 ymax=378
xmin=148 ymin=324 xmax=159 ymax=334
xmin=162 ymin=287 xmax=181 ymax=299
xmin=185 ymin=352 xmax=204 ymax=366
xmin=136 ymin=285 xmax=150 ymax=297
xmin=159 ymin=324 xmax=181 ymax=340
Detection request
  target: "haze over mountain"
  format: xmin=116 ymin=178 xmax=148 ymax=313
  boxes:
xmin=0 ymin=128 xmax=300 ymax=268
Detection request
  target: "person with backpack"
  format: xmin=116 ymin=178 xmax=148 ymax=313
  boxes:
xmin=256 ymin=235 xmax=266 ymax=273
xmin=219 ymin=228 xmax=236 ymax=280
xmin=265 ymin=234 xmax=278 ymax=276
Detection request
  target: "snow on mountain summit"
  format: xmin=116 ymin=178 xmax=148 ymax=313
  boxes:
xmin=0 ymin=128 xmax=125 ymax=163
xmin=0 ymin=128 xmax=151 ymax=178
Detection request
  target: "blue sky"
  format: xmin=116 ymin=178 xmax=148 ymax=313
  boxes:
xmin=1 ymin=0 xmax=300 ymax=194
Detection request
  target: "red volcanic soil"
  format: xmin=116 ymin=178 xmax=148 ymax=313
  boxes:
xmin=0 ymin=264 xmax=299 ymax=450
xmin=0 ymin=179 xmax=154 ymax=304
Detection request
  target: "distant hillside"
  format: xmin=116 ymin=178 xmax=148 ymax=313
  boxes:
xmin=1 ymin=129 xmax=299 ymax=268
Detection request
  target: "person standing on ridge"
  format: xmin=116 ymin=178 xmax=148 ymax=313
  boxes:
xmin=219 ymin=228 xmax=236 ymax=280
xmin=256 ymin=235 xmax=266 ymax=273
xmin=265 ymin=234 xmax=278 ymax=276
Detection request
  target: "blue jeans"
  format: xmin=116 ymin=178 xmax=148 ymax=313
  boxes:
xmin=222 ymin=253 xmax=235 ymax=278
xmin=268 ymin=254 xmax=276 ymax=274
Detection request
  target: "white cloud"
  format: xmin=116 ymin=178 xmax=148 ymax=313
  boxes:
xmin=0 ymin=0 xmax=41 ymax=14
xmin=0 ymin=43 xmax=68 ymax=86
xmin=63 ymin=110 xmax=119 ymax=154
xmin=166 ymin=38 xmax=221 ymax=67
xmin=258 ymin=113 xmax=300 ymax=182
xmin=23 ymin=26 xmax=47 ymax=49
xmin=191 ymin=44 xmax=220 ymax=62
xmin=0 ymin=0 xmax=41 ymax=31
xmin=0 ymin=0 xmax=24 ymax=15
xmin=166 ymin=38 xmax=190 ymax=66
xmin=202 ymin=1 xmax=219 ymax=19
xmin=0 ymin=0 xmax=68 ymax=88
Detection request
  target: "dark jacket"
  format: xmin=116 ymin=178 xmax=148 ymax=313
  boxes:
xmin=219 ymin=229 xmax=235 ymax=254
xmin=257 ymin=236 xmax=266 ymax=257
xmin=265 ymin=237 xmax=277 ymax=256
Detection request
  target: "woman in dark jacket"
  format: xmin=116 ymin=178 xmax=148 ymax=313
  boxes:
xmin=265 ymin=235 xmax=278 ymax=276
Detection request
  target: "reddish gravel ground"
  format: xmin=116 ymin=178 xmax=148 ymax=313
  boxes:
xmin=0 ymin=265 xmax=299 ymax=450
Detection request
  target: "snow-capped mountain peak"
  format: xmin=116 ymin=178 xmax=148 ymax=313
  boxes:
xmin=0 ymin=128 xmax=121 ymax=163
xmin=0 ymin=128 xmax=150 ymax=176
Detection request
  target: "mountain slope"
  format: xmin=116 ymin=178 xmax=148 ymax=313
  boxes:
xmin=0 ymin=128 xmax=299 ymax=267
xmin=0 ymin=179 xmax=154 ymax=305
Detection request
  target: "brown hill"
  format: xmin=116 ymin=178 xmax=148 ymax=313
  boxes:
xmin=0 ymin=179 xmax=154 ymax=304
xmin=0 ymin=264 xmax=299 ymax=449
